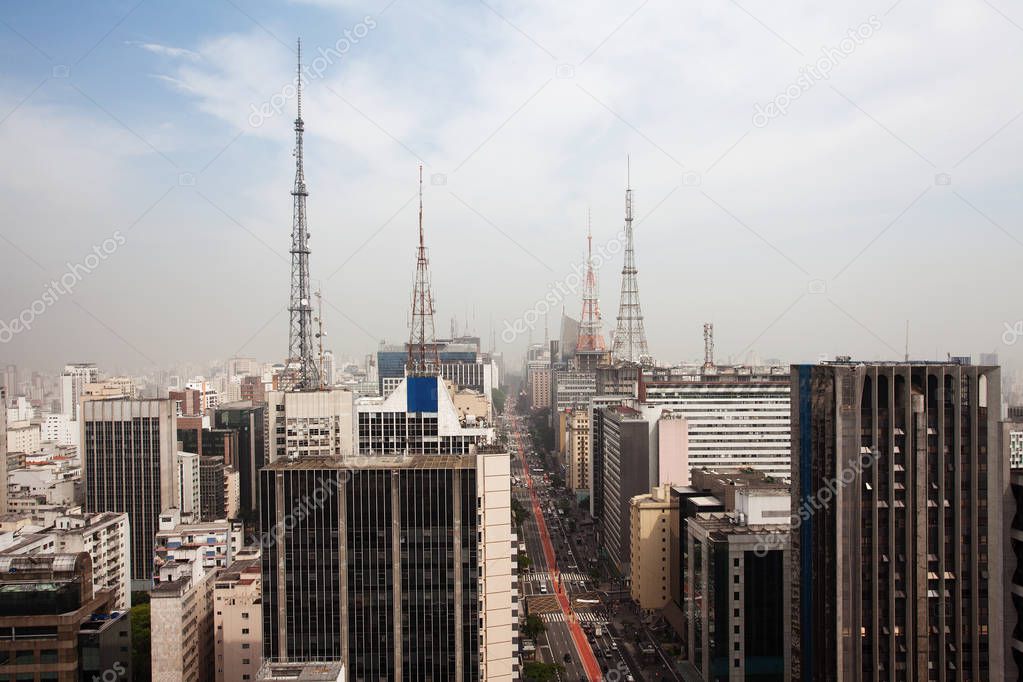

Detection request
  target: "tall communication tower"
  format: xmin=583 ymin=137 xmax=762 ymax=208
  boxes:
xmin=611 ymin=158 xmax=650 ymax=364
xmin=703 ymin=323 xmax=715 ymax=370
xmin=284 ymin=39 xmax=321 ymax=391
xmin=576 ymin=211 xmax=606 ymax=353
xmin=407 ymin=165 xmax=440 ymax=376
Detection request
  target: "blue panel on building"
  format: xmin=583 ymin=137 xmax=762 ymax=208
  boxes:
xmin=407 ymin=376 xmax=438 ymax=413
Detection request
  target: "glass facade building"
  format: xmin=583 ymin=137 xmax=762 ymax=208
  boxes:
xmin=791 ymin=362 xmax=1004 ymax=681
xmin=260 ymin=456 xmax=483 ymax=679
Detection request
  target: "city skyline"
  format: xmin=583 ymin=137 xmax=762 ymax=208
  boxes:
xmin=1 ymin=2 xmax=1021 ymax=373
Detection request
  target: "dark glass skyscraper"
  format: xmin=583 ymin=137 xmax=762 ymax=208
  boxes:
xmin=260 ymin=453 xmax=514 ymax=680
xmin=790 ymin=361 xmax=1004 ymax=681
xmin=81 ymin=398 xmax=177 ymax=588
xmin=215 ymin=401 xmax=266 ymax=517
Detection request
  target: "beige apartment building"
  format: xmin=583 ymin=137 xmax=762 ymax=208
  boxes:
xmin=564 ymin=408 xmax=590 ymax=492
xmin=629 ymin=484 xmax=677 ymax=612
xmin=529 ymin=367 xmax=551 ymax=410
xmin=151 ymin=560 xmax=219 ymax=682
xmin=214 ymin=554 xmax=262 ymax=682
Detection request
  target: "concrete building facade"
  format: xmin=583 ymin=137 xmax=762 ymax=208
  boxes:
xmin=564 ymin=408 xmax=590 ymax=492
xmin=266 ymin=388 xmax=355 ymax=462
xmin=629 ymin=484 xmax=677 ymax=611
xmin=151 ymin=559 xmax=219 ymax=682
xmin=214 ymin=555 xmax=262 ymax=682
xmin=791 ymin=361 xmax=1004 ymax=681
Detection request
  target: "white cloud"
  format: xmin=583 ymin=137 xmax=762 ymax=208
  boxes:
xmin=127 ymin=41 xmax=201 ymax=61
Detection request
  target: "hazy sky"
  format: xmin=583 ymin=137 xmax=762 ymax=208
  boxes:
xmin=1 ymin=0 xmax=1022 ymax=376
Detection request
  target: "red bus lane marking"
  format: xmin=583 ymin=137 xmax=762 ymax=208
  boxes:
xmin=515 ymin=429 xmax=602 ymax=682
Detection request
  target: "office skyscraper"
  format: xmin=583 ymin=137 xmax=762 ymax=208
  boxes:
xmin=790 ymin=361 xmax=1004 ymax=681
xmin=260 ymin=451 xmax=515 ymax=680
xmin=214 ymin=401 xmax=266 ymax=517
xmin=82 ymin=398 xmax=178 ymax=589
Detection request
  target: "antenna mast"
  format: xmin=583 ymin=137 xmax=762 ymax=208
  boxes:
xmin=612 ymin=156 xmax=651 ymax=364
xmin=284 ymin=37 xmax=321 ymax=390
xmin=315 ymin=288 xmax=325 ymax=389
xmin=407 ymin=165 xmax=439 ymax=376
xmin=576 ymin=209 xmax=606 ymax=353
xmin=703 ymin=323 xmax=715 ymax=370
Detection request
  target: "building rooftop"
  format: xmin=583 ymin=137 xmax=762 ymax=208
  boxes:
xmin=257 ymin=661 xmax=345 ymax=682
xmin=151 ymin=575 xmax=192 ymax=597
xmin=215 ymin=557 xmax=261 ymax=586
xmin=690 ymin=512 xmax=790 ymax=539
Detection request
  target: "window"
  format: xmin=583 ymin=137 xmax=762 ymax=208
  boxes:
xmin=242 ymin=643 xmax=250 ymax=650
xmin=40 ymin=649 xmax=58 ymax=663
xmin=242 ymin=628 xmax=249 ymax=634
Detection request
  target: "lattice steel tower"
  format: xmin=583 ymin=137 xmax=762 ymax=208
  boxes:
xmin=407 ymin=165 xmax=439 ymax=376
xmin=611 ymin=160 xmax=650 ymax=363
xmin=285 ymin=39 xmax=320 ymax=390
xmin=576 ymin=212 xmax=606 ymax=353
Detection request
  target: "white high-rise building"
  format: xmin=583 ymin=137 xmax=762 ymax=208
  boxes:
xmin=266 ymin=387 xmax=355 ymax=462
xmin=0 ymin=512 xmax=133 ymax=612
xmin=61 ymin=362 xmax=100 ymax=422
xmin=177 ymin=451 xmax=202 ymax=522
xmin=51 ymin=512 xmax=132 ymax=611
xmin=6 ymin=396 xmax=34 ymax=423
xmin=6 ymin=420 xmax=40 ymax=454
xmin=642 ymin=366 xmax=790 ymax=477
xmin=41 ymin=413 xmax=75 ymax=445
xmin=356 ymin=375 xmax=494 ymax=455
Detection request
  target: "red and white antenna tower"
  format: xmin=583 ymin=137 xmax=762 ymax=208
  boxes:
xmin=576 ymin=210 xmax=606 ymax=353
xmin=407 ymin=165 xmax=439 ymax=376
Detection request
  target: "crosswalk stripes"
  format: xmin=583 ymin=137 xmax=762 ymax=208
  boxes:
xmin=536 ymin=611 xmax=607 ymax=625
xmin=521 ymin=572 xmax=590 ymax=583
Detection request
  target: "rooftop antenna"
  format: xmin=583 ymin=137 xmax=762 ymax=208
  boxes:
xmin=703 ymin=323 xmax=715 ymax=370
xmin=576 ymin=207 xmax=607 ymax=353
xmin=314 ymin=287 xmax=325 ymax=390
xmin=284 ymin=37 xmax=320 ymax=390
xmin=611 ymin=156 xmax=650 ymax=363
xmin=904 ymin=320 xmax=909 ymax=362
xmin=407 ymin=164 xmax=439 ymax=376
